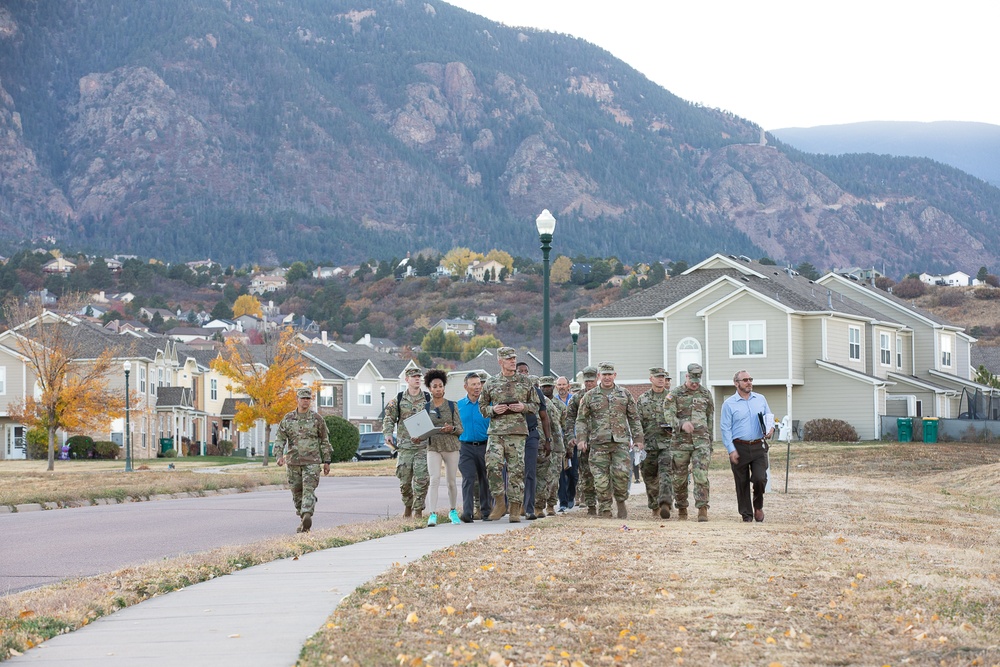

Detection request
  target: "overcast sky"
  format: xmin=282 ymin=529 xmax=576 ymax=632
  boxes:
xmin=445 ymin=0 xmax=998 ymax=130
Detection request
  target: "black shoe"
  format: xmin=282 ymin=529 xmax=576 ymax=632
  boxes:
xmin=742 ymin=516 xmax=753 ymax=522
xmin=526 ymin=513 xmax=537 ymax=520
xmin=460 ymin=513 xmax=474 ymax=523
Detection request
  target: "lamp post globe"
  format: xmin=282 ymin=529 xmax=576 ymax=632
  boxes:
xmin=569 ymin=319 xmax=581 ymax=380
xmin=536 ymin=209 xmax=557 ymax=376
xmin=123 ymin=360 xmax=132 ymax=472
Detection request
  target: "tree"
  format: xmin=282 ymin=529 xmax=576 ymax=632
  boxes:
xmin=441 ymin=332 xmax=464 ymax=360
xmin=3 ymin=297 xmax=129 ymax=471
xmin=484 ymin=249 xmax=514 ymax=273
xmin=421 ymin=327 xmax=447 ymax=358
xmin=462 ymin=334 xmax=503 ymax=362
xmin=285 ymin=262 xmax=310 ymax=283
xmin=551 ymin=255 xmax=572 ymax=284
xmin=668 ymin=260 xmax=689 ymax=277
xmin=975 ymin=365 xmax=1000 ymax=390
xmin=647 ymin=261 xmax=666 ymax=286
xmin=795 ymin=262 xmax=820 ymax=281
xmin=977 ymin=267 xmax=989 ymax=282
xmin=893 ymin=278 xmax=927 ymax=299
xmin=211 ymin=299 xmax=233 ymax=320
xmin=233 ymin=294 xmax=263 ymax=318
xmin=441 ymin=247 xmax=483 ymax=277
xmin=210 ymin=327 xmax=308 ymax=467
xmin=759 ymin=257 xmax=777 ymax=265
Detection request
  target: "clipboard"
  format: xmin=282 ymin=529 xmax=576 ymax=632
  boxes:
xmin=403 ymin=410 xmax=443 ymax=440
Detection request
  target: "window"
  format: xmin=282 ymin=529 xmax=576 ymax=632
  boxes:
xmin=210 ymin=379 xmax=218 ymax=401
xmin=880 ymin=333 xmax=891 ymax=366
xmin=139 ymin=366 xmax=146 ymax=393
xmin=941 ymin=334 xmax=953 ymax=368
xmin=358 ymin=423 xmax=373 ymax=434
xmin=730 ymin=321 xmax=765 ymax=357
xmin=0 ymin=366 xmax=5 ymax=395
xmin=896 ymin=336 xmax=903 ymax=369
xmin=358 ymin=383 xmax=373 ymax=406
xmin=319 ymin=385 xmax=337 ymax=408
xmin=849 ymin=326 xmax=861 ymax=361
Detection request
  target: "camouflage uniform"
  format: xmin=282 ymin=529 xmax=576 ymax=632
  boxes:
xmin=575 ymin=363 xmax=643 ymax=516
xmin=665 ymin=364 xmax=715 ymax=511
xmin=535 ymin=379 xmax=566 ymax=515
xmin=636 ymin=368 xmax=674 ymax=512
xmin=566 ymin=368 xmax=598 ymax=511
xmin=383 ymin=378 xmax=431 ymax=513
xmin=273 ymin=397 xmax=332 ymax=520
xmin=479 ymin=351 xmax=538 ymax=505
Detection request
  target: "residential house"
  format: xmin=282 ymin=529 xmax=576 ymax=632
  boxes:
xmin=466 ymin=260 xmax=505 ymax=283
xmin=312 ymin=266 xmax=339 ymax=279
xmin=235 ymin=314 xmax=266 ymax=332
xmin=248 ymin=274 xmax=287 ymax=295
xmin=579 ymin=254 xmax=987 ymax=441
xmin=451 ymin=348 xmax=575 ymax=401
xmin=203 ymin=318 xmax=237 ymax=332
xmin=165 ymin=327 xmax=220 ymax=343
xmin=832 ymin=266 xmax=883 ymax=283
xmin=432 ymin=318 xmax=475 ymax=336
xmin=355 ymin=333 xmax=399 ymax=354
xmin=919 ymin=271 xmax=971 ymax=287
xmin=42 ymin=257 xmax=76 ymax=274
xmin=476 ymin=313 xmax=498 ymax=326
xmin=27 ymin=289 xmax=57 ymax=306
xmin=139 ymin=307 xmax=176 ymax=322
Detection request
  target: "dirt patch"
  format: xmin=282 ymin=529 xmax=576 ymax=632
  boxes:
xmin=302 ymin=443 xmax=1000 ymax=666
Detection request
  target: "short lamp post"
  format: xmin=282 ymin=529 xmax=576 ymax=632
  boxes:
xmin=536 ymin=209 xmax=557 ymax=376
xmin=569 ymin=319 xmax=580 ymax=381
xmin=380 ymin=386 xmax=386 ymax=417
xmin=123 ymin=360 xmax=133 ymax=472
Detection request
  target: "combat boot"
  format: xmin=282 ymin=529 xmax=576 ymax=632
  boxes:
xmin=587 ymin=506 xmax=597 ymax=516
xmin=677 ymin=508 xmax=688 ymax=520
xmin=652 ymin=508 xmax=661 ymax=519
xmin=658 ymin=502 xmax=671 ymax=520
xmin=616 ymin=500 xmax=627 ymax=519
xmin=698 ymin=507 xmax=708 ymax=522
xmin=599 ymin=509 xmax=613 ymax=518
xmin=414 ymin=510 xmax=422 ymax=519
xmin=487 ymin=495 xmax=507 ymax=521
xmin=403 ymin=506 xmax=412 ymax=518
xmin=508 ymin=502 xmax=522 ymax=523
xmin=546 ymin=504 xmax=557 ymax=516
xmin=300 ymin=512 xmax=312 ymax=533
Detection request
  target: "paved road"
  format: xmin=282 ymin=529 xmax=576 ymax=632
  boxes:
xmin=0 ymin=476 xmax=405 ymax=595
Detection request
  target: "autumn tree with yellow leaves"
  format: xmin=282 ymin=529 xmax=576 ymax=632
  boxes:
xmin=210 ymin=327 xmax=309 ymax=466
xmin=3 ymin=296 xmax=130 ymax=471
xmin=232 ymin=294 xmax=264 ymax=318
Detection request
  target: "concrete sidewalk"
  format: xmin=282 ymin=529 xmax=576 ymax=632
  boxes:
xmin=10 ymin=520 xmax=530 ymax=666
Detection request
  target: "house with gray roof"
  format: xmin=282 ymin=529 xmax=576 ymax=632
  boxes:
xmin=580 ymin=253 xmax=990 ymax=440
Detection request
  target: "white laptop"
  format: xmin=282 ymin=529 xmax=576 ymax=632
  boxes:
xmin=403 ymin=410 xmax=443 ymax=440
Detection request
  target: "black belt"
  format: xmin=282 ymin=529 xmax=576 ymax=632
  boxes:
xmin=733 ymin=438 xmax=765 ymax=446
xmin=462 ymin=440 xmax=488 ymax=446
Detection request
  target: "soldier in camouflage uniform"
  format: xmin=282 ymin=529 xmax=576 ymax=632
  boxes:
xmin=566 ymin=367 xmax=599 ymax=514
xmin=383 ymin=367 xmax=430 ymax=518
xmin=479 ymin=347 xmax=538 ymax=523
xmin=535 ymin=376 xmax=566 ymax=517
xmin=664 ymin=363 xmax=715 ymax=522
xmin=636 ymin=367 xmax=675 ymax=519
xmin=274 ymin=387 xmax=332 ymax=533
xmin=575 ymin=362 xmax=644 ymax=519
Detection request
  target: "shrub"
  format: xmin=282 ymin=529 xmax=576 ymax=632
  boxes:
xmin=937 ymin=289 xmax=965 ymax=307
xmin=93 ymin=441 xmax=121 ymax=460
xmin=26 ymin=427 xmax=49 ymax=460
xmin=892 ymin=278 xmax=926 ymax=299
xmin=66 ymin=435 xmax=96 ymax=459
xmin=803 ymin=418 xmax=858 ymax=442
xmin=163 ymin=448 xmax=177 ymax=458
xmin=217 ymin=439 xmax=235 ymax=456
xmin=973 ymin=287 xmax=1000 ymax=300
xmin=324 ymin=415 xmax=360 ymax=463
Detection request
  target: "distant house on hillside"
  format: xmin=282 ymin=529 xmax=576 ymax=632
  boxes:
xmin=432 ymin=318 xmax=475 ymax=336
xmin=248 ymin=274 xmax=287 ymax=294
xmin=832 ymin=266 xmax=883 ymax=282
xmin=919 ymin=271 xmax=970 ymax=287
xmin=42 ymin=257 xmax=76 ymax=274
xmin=466 ymin=260 xmax=504 ymax=283
xmin=356 ymin=333 xmax=398 ymax=353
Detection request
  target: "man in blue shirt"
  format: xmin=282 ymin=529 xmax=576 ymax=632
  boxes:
xmin=457 ymin=372 xmax=492 ymax=522
xmin=720 ymin=370 xmax=774 ymax=523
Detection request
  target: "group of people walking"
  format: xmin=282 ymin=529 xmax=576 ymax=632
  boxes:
xmin=268 ymin=350 xmax=775 ymax=532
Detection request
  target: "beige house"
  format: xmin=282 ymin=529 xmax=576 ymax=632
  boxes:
xmin=248 ymin=274 xmax=287 ymax=295
xmin=466 ymin=260 xmax=505 ymax=283
xmin=580 ymin=254 xmax=985 ymax=440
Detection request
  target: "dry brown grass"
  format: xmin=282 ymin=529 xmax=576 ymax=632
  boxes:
xmin=302 ymin=442 xmax=1000 ymax=667
xmin=0 ymin=458 xmax=395 ymax=508
xmin=0 ymin=516 xmax=417 ymax=660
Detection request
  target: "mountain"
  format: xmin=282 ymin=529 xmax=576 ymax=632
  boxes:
xmin=1 ymin=1 xmax=999 ymax=276
xmin=771 ymin=121 xmax=1000 ymax=188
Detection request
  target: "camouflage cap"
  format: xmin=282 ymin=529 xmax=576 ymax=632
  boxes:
xmin=296 ymin=387 xmax=313 ymax=398
xmin=528 ymin=374 xmax=540 ymax=384
xmin=497 ymin=346 xmax=517 ymax=359
xmin=405 ymin=367 xmax=422 ymax=378
xmin=598 ymin=361 xmax=615 ymax=374
xmin=539 ymin=375 xmax=557 ymax=386
xmin=569 ymin=382 xmax=583 ymax=392
xmin=649 ymin=367 xmax=669 ymax=378
xmin=581 ymin=365 xmax=599 ymax=379
xmin=686 ymin=363 xmax=703 ymax=380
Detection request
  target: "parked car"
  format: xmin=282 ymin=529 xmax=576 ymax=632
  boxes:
xmin=354 ymin=432 xmax=394 ymax=461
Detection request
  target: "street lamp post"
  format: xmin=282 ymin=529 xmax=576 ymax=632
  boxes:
xmin=380 ymin=386 xmax=386 ymax=417
xmin=569 ymin=319 xmax=580 ymax=381
xmin=123 ymin=361 xmax=132 ymax=472
xmin=536 ymin=209 xmax=557 ymax=376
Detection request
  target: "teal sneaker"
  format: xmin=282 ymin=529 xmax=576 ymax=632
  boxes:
xmin=449 ymin=509 xmax=461 ymax=524
xmin=427 ymin=512 xmax=438 ymax=527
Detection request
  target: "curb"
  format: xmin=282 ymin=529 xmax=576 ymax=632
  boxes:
xmin=2 ymin=484 xmax=288 ymax=513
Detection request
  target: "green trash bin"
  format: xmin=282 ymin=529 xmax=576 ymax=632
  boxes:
xmin=159 ymin=437 xmax=174 ymax=454
xmin=897 ymin=417 xmax=912 ymax=442
xmin=922 ymin=417 xmax=939 ymax=443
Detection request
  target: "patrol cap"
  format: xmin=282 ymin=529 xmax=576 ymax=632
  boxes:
xmin=686 ymin=363 xmax=703 ymax=380
xmin=649 ymin=367 xmax=670 ymax=378
xmin=539 ymin=375 xmax=557 ymax=386
xmin=598 ymin=361 xmax=615 ymax=374
xmin=296 ymin=387 xmax=313 ymax=398
xmin=581 ymin=365 xmax=599 ymax=379
xmin=405 ymin=367 xmax=422 ymax=378
xmin=497 ymin=346 xmax=517 ymax=359
xmin=569 ymin=382 xmax=583 ymax=392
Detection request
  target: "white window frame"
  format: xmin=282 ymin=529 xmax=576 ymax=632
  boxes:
xmin=0 ymin=367 xmax=6 ymax=395
xmin=849 ymin=326 xmax=861 ymax=361
xmin=729 ymin=321 xmax=766 ymax=358
xmin=210 ymin=378 xmax=218 ymax=401
xmin=879 ymin=332 xmax=891 ymax=366
xmin=358 ymin=383 xmax=373 ymax=406
xmin=319 ymin=385 xmax=336 ymax=408
xmin=358 ymin=423 xmax=373 ymax=434
xmin=896 ymin=335 xmax=903 ymax=369
xmin=941 ymin=333 xmax=953 ymax=368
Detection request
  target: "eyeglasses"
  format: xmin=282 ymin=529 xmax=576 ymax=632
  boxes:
xmin=738 ymin=377 xmax=753 ymax=383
